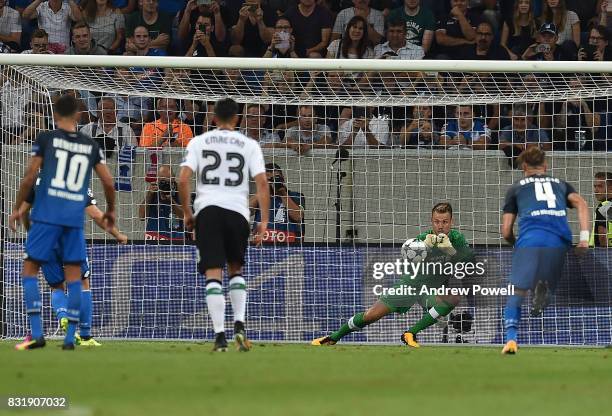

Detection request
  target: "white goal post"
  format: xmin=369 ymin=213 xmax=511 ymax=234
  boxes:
xmin=1 ymin=55 xmax=612 ymax=345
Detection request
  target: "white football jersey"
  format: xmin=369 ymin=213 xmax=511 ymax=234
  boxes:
xmin=181 ymin=129 xmax=266 ymax=221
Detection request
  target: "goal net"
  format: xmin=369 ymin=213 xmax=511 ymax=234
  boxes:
xmin=1 ymin=56 xmax=611 ymax=345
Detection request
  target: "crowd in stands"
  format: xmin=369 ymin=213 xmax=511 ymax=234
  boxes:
xmin=2 ymin=0 xmax=612 ymax=153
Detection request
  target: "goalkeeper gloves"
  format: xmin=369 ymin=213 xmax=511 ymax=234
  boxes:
xmin=436 ymin=233 xmax=457 ymax=257
xmin=424 ymin=234 xmax=438 ymax=248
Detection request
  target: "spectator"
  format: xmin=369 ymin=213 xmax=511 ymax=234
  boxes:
xmin=264 ymin=16 xmax=298 ymax=58
xmin=541 ymin=0 xmax=580 ymax=46
xmin=140 ymin=98 xmax=194 ymax=147
xmin=285 ymin=105 xmax=333 ymax=154
xmin=522 ymin=22 xmax=577 ymax=60
xmin=435 ymin=0 xmax=482 ymax=59
xmin=124 ymin=25 xmax=167 ymax=56
xmin=22 ymin=0 xmax=82 ymax=54
xmin=440 ymin=104 xmax=491 ymax=150
xmin=553 ymin=81 xmax=598 ymax=150
xmin=332 ymin=0 xmax=385 ymax=45
xmin=326 ymin=16 xmax=375 ymax=91
xmin=249 ymin=163 xmax=305 ymax=245
xmin=327 ymin=15 xmax=374 ymax=58
xmin=186 ymin=13 xmax=224 ymax=57
xmin=80 ymin=0 xmax=125 ymax=54
xmin=399 ymin=105 xmax=440 ymax=148
xmin=119 ymin=25 xmax=166 ymax=128
xmin=285 ymin=0 xmax=333 ymax=57
xmin=579 ymin=24 xmax=611 ymax=60
xmin=566 ymin=0 xmax=599 ymax=31
xmin=240 ymin=104 xmax=284 ymax=148
xmin=21 ymin=28 xmax=50 ymax=54
xmin=178 ymin=99 xmax=206 ymax=136
xmin=80 ymin=97 xmax=138 ymax=158
xmin=591 ymin=171 xmax=612 ymax=247
xmin=375 ymin=16 xmax=426 ymax=58
xmin=125 ymin=0 xmax=173 ymax=51
xmin=499 ymin=105 xmax=551 ymax=167
xmin=338 ymin=107 xmax=390 ymax=148
xmin=500 ymin=0 xmax=537 ymax=60
xmin=139 ymin=164 xmax=186 ymax=242
xmin=66 ymin=22 xmax=108 ymax=55
xmin=230 ymin=0 xmax=273 ymax=57
xmin=387 ymin=0 xmax=436 ymax=54
xmin=0 ymin=0 xmax=21 ymax=51
xmin=467 ymin=21 xmax=510 ymax=59
xmin=178 ymin=0 xmax=226 ymax=53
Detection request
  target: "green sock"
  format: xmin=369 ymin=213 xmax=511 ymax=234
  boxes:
xmin=408 ymin=301 xmax=455 ymax=335
xmin=330 ymin=312 xmax=366 ymax=342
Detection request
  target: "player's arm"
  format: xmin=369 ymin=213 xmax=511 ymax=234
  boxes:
xmin=567 ymin=192 xmax=590 ymax=248
xmin=9 ymin=156 xmax=42 ymax=231
xmin=253 ymin=172 xmax=270 ymax=246
xmin=86 ymin=204 xmax=128 ymax=244
xmin=18 ymin=201 xmax=32 ymax=231
xmin=178 ymin=166 xmax=195 ymax=231
xmin=501 ymin=213 xmax=517 ymax=245
xmin=94 ymin=162 xmax=116 ymax=231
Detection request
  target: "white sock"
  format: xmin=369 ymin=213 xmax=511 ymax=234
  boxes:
xmin=205 ymin=281 xmax=225 ymax=334
xmin=229 ymin=275 xmax=247 ymax=323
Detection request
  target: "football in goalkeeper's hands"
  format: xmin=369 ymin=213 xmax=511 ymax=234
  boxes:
xmin=401 ymin=238 xmax=428 ymax=263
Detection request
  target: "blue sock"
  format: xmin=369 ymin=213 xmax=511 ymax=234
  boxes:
xmin=65 ymin=281 xmax=82 ymax=345
xmin=22 ymin=276 xmax=43 ymax=339
xmin=80 ymin=290 xmax=92 ymax=338
xmin=51 ymin=289 xmax=68 ymax=321
xmin=504 ymin=295 xmax=524 ymax=342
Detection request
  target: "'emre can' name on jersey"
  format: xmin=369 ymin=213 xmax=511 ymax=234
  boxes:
xmin=29 ymin=130 xmax=105 ymax=228
xmin=181 ymin=129 xmax=266 ymax=221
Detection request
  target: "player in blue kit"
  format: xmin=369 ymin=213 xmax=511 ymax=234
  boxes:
xmin=501 ymin=147 xmax=589 ymax=354
xmin=8 ymin=94 xmax=116 ymax=350
xmin=18 ymin=182 xmax=128 ymax=346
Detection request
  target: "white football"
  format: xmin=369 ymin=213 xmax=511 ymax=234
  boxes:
xmin=401 ymin=238 xmax=428 ymax=263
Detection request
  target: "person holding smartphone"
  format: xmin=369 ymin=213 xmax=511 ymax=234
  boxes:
xmin=578 ymin=25 xmax=610 ymax=61
xmin=522 ymin=22 xmax=577 ymax=60
xmin=140 ymin=98 xmax=194 ymax=148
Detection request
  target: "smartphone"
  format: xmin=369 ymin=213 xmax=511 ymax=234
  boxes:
xmin=199 ymin=24 xmax=207 ymax=33
xmin=249 ymin=4 xmax=257 ymax=12
xmin=534 ymin=44 xmax=550 ymax=54
xmin=583 ymin=44 xmax=597 ymax=60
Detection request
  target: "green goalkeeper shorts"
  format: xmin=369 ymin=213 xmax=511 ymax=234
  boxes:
xmin=378 ymin=275 xmax=448 ymax=314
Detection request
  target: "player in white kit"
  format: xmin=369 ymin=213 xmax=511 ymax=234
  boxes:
xmin=178 ymin=98 xmax=270 ymax=352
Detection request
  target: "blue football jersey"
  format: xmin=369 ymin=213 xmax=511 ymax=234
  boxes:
xmin=29 ymin=129 xmax=104 ymax=228
xmin=503 ymin=174 xmax=576 ymax=247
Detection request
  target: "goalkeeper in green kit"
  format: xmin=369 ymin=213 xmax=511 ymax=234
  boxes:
xmin=312 ymin=203 xmax=474 ymax=348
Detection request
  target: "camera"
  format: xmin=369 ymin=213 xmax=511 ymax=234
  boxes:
xmin=269 ymin=174 xmax=285 ymax=194
xmin=534 ymin=43 xmax=551 ymax=54
xmin=196 ymin=0 xmax=212 ymax=5
xmin=158 ymin=179 xmax=174 ymax=193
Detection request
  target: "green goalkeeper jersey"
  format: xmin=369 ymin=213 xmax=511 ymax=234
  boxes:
xmin=379 ymin=229 xmax=474 ymax=314
xmin=410 ymin=229 xmax=474 ymax=283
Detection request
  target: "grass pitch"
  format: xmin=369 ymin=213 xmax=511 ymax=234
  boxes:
xmin=0 ymin=341 xmax=611 ymax=416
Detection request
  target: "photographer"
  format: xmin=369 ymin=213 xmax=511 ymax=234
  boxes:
xmin=522 ymin=23 xmax=577 ymax=61
xmin=578 ymin=25 xmax=610 ymax=61
xmin=249 ymin=163 xmax=305 ymax=244
xmin=138 ymin=165 xmax=186 ymax=242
